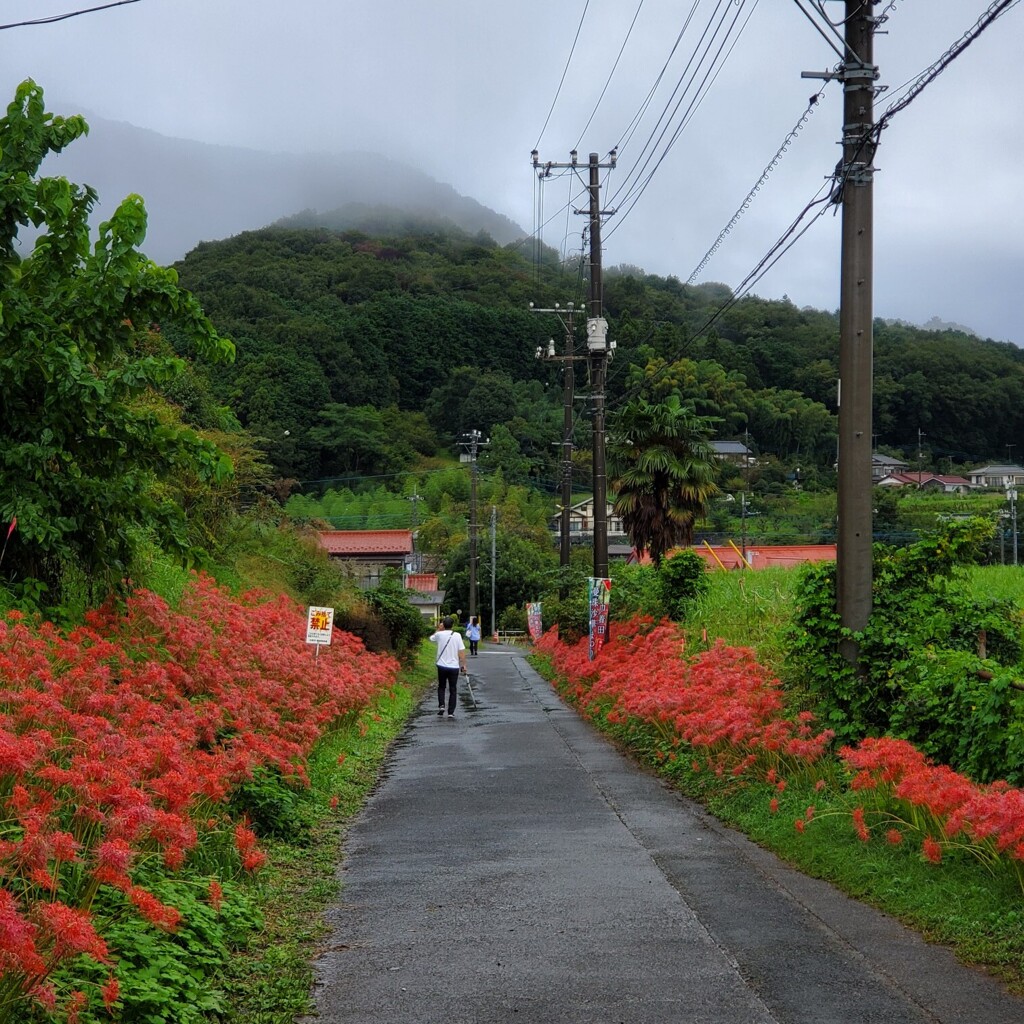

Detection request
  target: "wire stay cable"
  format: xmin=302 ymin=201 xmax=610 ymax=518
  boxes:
xmin=687 ymin=84 xmax=830 ymax=283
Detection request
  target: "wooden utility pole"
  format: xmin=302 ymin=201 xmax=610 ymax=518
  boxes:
xmin=835 ymin=2 xmax=877 ymax=658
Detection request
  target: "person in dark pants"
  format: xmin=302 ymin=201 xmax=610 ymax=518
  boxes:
xmin=466 ymin=615 xmax=481 ymax=656
xmin=429 ymin=616 xmax=467 ymax=717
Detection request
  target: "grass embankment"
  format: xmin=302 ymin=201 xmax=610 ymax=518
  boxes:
xmin=216 ymin=645 xmax=432 ymax=1023
xmin=533 ymin=564 xmax=1024 ymax=994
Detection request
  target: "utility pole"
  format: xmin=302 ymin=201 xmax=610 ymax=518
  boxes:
xmin=532 ymin=149 xmax=616 ymax=581
xmin=490 ymin=505 xmax=497 ymax=640
xmin=741 ymin=428 xmax=750 ymax=563
xmin=408 ymin=491 xmax=422 ymax=573
xmin=1007 ymin=480 xmax=1019 ymax=567
xmin=531 ymin=301 xmax=582 ymax=597
xmin=458 ymin=430 xmax=487 ymax=620
xmin=806 ymin=2 xmax=878 ymax=662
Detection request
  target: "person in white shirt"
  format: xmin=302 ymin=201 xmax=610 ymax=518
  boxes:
xmin=429 ymin=616 xmax=467 ymax=718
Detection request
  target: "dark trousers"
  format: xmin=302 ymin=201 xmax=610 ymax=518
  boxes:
xmin=437 ymin=665 xmax=459 ymax=713
xmin=469 ymin=639 xmax=478 ymax=655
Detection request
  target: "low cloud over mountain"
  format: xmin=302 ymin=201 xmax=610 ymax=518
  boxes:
xmin=37 ymin=114 xmax=526 ymax=265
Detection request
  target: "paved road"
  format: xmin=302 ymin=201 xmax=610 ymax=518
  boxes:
xmin=304 ymin=646 xmax=1023 ymax=1024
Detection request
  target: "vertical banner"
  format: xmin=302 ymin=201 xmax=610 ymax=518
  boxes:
xmin=587 ymin=577 xmax=612 ymax=661
xmin=526 ymin=602 xmax=543 ymax=640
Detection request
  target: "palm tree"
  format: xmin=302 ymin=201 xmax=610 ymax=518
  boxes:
xmin=608 ymin=394 xmax=720 ymax=567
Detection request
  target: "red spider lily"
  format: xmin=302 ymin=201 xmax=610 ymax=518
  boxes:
xmin=0 ymin=573 xmax=399 ymax=1019
xmin=100 ymin=975 xmax=119 ymax=1011
xmin=207 ymin=880 xmax=223 ymax=913
xmin=537 ymin=616 xmax=833 ymax=783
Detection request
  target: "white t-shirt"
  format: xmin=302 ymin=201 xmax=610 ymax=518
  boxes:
xmin=429 ymin=628 xmax=465 ymax=669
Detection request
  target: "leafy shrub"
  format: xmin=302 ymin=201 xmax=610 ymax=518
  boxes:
xmin=365 ymin=568 xmax=430 ymax=662
xmin=543 ymin=589 xmax=590 ymax=645
xmin=788 ymin=519 xmax=1024 ymax=782
xmin=229 ymin=767 xmax=311 ymax=841
xmin=497 ymin=604 xmax=526 ymax=632
xmin=334 ymin=605 xmax=395 ymax=654
xmin=608 ymin=562 xmax=663 ymax=620
xmin=659 ymin=549 xmax=709 ymax=620
xmin=43 ymin=875 xmax=263 ymax=1024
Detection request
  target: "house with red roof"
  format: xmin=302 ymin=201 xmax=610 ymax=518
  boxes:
xmin=877 ymin=472 xmax=972 ymax=493
xmin=318 ymin=530 xmax=413 ymax=589
xmin=405 ymin=573 xmax=446 ymax=620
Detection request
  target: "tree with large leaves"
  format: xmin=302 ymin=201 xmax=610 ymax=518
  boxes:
xmin=0 ymin=81 xmax=234 ymax=607
xmin=607 ymin=394 xmax=719 ymax=567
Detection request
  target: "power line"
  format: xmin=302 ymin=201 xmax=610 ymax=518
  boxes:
xmin=572 ymin=0 xmax=647 ymax=152
xmin=609 ymin=0 xmax=739 ymax=209
xmin=612 ymin=2 xmax=702 ymax=158
xmin=790 ymin=0 xmax=848 ymax=61
xmin=606 ymin=0 xmax=760 ymax=238
xmin=533 ymin=0 xmax=591 ymax=151
xmin=0 ymin=0 xmax=144 ymax=31
xmin=875 ymin=0 xmax=1021 ymax=133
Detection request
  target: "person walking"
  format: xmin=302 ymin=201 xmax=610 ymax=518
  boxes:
xmin=466 ymin=615 xmax=481 ymax=656
xmin=429 ymin=616 xmax=467 ymax=718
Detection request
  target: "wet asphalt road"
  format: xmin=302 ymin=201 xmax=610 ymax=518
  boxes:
xmin=303 ymin=646 xmax=1024 ymax=1024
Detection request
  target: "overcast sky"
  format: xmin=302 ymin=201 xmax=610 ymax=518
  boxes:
xmin=2 ymin=0 xmax=1021 ymax=344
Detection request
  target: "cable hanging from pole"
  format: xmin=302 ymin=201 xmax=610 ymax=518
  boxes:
xmin=687 ymin=84 xmax=831 ymax=284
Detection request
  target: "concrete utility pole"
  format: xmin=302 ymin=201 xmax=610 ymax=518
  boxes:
xmin=532 ymin=149 xmax=616 ymax=582
xmin=531 ymin=301 xmax=582 ymax=598
xmin=807 ymin=2 xmax=878 ymax=662
xmin=490 ymin=505 xmax=497 ymax=639
xmin=408 ymin=491 xmax=422 ymax=573
xmin=459 ymin=430 xmax=487 ymax=620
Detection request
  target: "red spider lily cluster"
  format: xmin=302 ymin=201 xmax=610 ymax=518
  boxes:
xmin=536 ymin=617 xmax=834 ymax=778
xmin=0 ymin=574 xmax=398 ymax=1020
xmin=842 ymin=736 xmax=1024 ymax=875
xmin=537 ymin=618 xmax=1024 ymax=889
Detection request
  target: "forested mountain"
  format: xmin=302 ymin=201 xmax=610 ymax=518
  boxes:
xmin=171 ymin=220 xmax=1024 ymax=492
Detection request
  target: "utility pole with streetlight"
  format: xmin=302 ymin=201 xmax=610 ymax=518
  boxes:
xmin=531 ymin=300 xmax=583 ymax=597
xmin=458 ymin=430 xmax=488 ymax=621
xmin=532 ymin=149 xmax=617 ymax=581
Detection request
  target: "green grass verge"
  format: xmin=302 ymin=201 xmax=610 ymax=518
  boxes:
xmin=210 ymin=646 xmax=433 ymax=1023
xmin=687 ymin=567 xmax=798 ymax=673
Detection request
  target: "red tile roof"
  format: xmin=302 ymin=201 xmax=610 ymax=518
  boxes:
xmin=631 ymin=545 xmax=837 ymax=569
xmin=318 ymin=530 xmax=413 ymax=556
xmin=406 ymin=573 xmax=439 ymax=592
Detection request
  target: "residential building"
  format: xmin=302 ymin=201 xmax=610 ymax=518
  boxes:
xmin=877 ymin=472 xmax=972 ymax=494
xmin=966 ymin=465 xmax=1024 ymax=489
xmin=547 ymin=497 xmax=628 ymax=548
xmin=405 ymin=573 xmax=446 ymax=621
xmin=871 ymin=453 xmax=909 ymax=481
xmin=710 ymin=440 xmax=755 ymax=466
xmin=318 ymin=529 xmax=413 ymax=588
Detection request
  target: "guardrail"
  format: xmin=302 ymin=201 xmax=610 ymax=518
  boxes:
xmin=492 ymin=630 xmax=528 ymax=646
